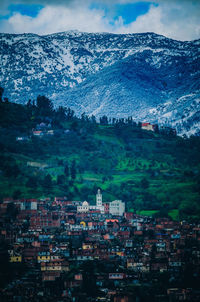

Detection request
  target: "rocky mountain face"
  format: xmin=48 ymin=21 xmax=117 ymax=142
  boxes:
xmin=0 ymin=30 xmax=199 ymax=135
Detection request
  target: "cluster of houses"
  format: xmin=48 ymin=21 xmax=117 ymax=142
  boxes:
xmin=16 ymin=122 xmax=71 ymax=141
xmin=16 ymin=122 xmax=177 ymax=142
xmin=0 ymin=191 xmax=200 ymax=301
xmin=17 ymin=190 xmax=125 ymax=217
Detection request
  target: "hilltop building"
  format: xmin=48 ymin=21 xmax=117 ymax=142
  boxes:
xmin=77 ymin=190 xmax=125 ymax=216
xmin=141 ymin=122 xmax=155 ymax=131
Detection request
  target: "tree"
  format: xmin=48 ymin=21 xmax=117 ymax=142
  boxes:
xmin=140 ymin=178 xmax=149 ymax=189
xmin=12 ymin=189 xmax=21 ymax=199
xmin=26 ymin=99 xmax=32 ymax=107
xmin=90 ymin=115 xmax=96 ymax=124
xmin=0 ymin=87 xmax=4 ymax=102
xmin=56 ymin=106 xmax=66 ymax=121
xmin=4 ymin=163 xmax=20 ymax=178
xmin=43 ymin=174 xmax=52 ymax=189
xmin=70 ymin=160 xmax=76 ymax=180
xmin=70 ymin=120 xmax=78 ymax=131
xmin=26 ymin=176 xmax=37 ymax=188
xmin=64 ymin=163 xmax=69 ymax=178
xmin=66 ymin=107 xmax=75 ymax=120
xmin=80 ymin=186 xmax=91 ymax=200
xmin=154 ymin=208 xmax=169 ymax=218
xmin=36 ymin=95 xmax=53 ymax=116
xmin=100 ymin=115 xmax=108 ymax=125
xmin=81 ymin=112 xmax=86 ymax=122
xmin=57 ymin=174 xmax=65 ymax=185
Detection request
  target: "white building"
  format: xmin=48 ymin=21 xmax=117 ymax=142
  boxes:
xmin=141 ymin=123 xmax=155 ymax=131
xmin=20 ymin=200 xmax=37 ymax=210
xmin=77 ymin=201 xmax=90 ymax=213
xmin=76 ymin=190 xmax=125 ymax=216
xmin=89 ymin=189 xmax=105 ymax=214
xmin=77 ymin=190 xmax=105 ymax=214
xmin=95 ymin=189 xmax=105 ymax=214
xmin=109 ymin=200 xmax=125 ymax=216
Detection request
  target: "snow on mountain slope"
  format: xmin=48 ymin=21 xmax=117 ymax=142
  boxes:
xmin=0 ymin=30 xmax=199 ymax=135
xmin=145 ymin=93 xmax=200 ymax=137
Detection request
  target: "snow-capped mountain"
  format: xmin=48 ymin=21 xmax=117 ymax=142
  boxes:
xmin=0 ymin=30 xmax=200 ymax=135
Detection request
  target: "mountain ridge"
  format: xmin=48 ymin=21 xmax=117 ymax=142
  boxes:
xmin=0 ymin=30 xmax=200 ymax=135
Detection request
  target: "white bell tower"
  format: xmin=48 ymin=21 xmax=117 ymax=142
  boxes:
xmin=96 ymin=189 xmax=102 ymax=207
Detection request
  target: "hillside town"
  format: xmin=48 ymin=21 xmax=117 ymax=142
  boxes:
xmin=0 ymin=190 xmax=200 ymax=301
xmin=0 ymin=3 xmax=200 ymax=301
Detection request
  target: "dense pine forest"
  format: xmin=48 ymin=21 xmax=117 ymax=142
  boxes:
xmin=0 ymin=90 xmax=200 ymax=221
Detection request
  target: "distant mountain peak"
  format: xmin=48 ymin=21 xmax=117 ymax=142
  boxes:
xmin=0 ymin=31 xmax=199 ymax=136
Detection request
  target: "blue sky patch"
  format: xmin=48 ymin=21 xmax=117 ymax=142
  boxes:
xmin=0 ymin=4 xmax=44 ymax=19
xmin=90 ymin=2 xmax=157 ymax=25
xmin=114 ymin=2 xmax=156 ymax=24
xmin=9 ymin=4 xmax=44 ymax=17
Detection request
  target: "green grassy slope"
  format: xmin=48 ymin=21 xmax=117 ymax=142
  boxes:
xmin=0 ymin=99 xmax=200 ymax=220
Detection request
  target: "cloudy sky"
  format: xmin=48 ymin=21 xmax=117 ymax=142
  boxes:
xmin=0 ymin=0 xmax=200 ymax=41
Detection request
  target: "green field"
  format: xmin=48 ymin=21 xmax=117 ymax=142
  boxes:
xmin=168 ymin=209 xmax=179 ymax=220
xmin=137 ymin=210 xmax=159 ymax=216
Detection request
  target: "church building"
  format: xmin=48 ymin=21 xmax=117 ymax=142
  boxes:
xmin=77 ymin=189 xmax=125 ymax=216
xmin=89 ymin=189 xmax=105 ymax=214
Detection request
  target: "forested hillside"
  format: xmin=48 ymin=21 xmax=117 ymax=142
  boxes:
xmin=0 ymin=93 xmax=200 ymax=220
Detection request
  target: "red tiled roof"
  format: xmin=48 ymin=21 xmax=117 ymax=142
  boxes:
xmin=142 ymin=123 xmax=150 ymax=126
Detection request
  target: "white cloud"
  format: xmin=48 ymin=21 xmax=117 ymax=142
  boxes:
xmin=0 ymin=0 xmax=200 ymax=41
xmin=6 ymin=5 xmax=112 ymax=34
xmin=117 ymin=3 xmax=200 ymax=41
